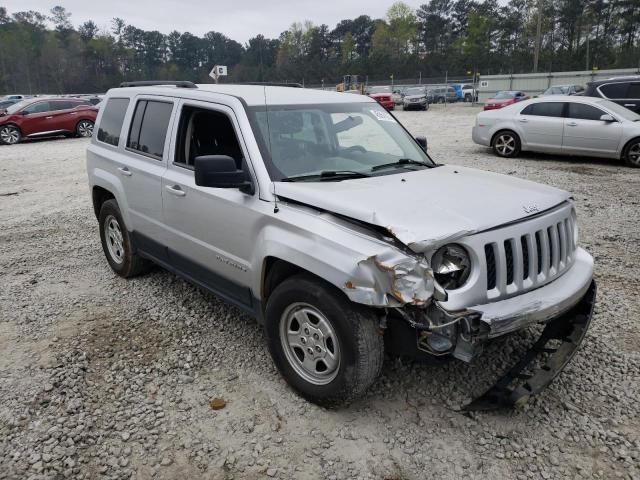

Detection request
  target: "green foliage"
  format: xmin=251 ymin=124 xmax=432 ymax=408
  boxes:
xmin=0 ymin=0 xmax=638 ymax=94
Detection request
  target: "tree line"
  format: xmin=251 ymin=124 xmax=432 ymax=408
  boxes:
xmin=0 ymin=1 xmax=638 ymax=94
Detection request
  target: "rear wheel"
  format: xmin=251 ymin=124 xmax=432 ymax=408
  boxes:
xmin=0 ymin=125 xmax=21 ymax=145
xmin=76 ymin=119 xmax=94 ymax=138
xmin=265 ymin=274 xmax=384 ymax=407
xmin=98 ymin=199 xmax=151 ymax=277
xmin=623 ymin=139 xmax=640 ymax=168
xmin=492 ymin=130 xmax=521 ymax=158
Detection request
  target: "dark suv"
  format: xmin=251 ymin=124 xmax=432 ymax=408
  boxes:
xmin=584 ymin=76 xmax=640 ymax=114
xmin=0 ymin=97 xmax=98 ymax=145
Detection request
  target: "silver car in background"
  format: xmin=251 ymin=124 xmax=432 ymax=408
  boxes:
xmin=472 ymin=96 xmax=640 ymax=167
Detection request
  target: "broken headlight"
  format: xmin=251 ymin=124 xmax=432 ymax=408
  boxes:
xmin=431 ymin=244 xmax=471 ymax=290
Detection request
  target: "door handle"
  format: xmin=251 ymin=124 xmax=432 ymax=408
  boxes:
xmin=46 ymin=116 xmax=53 ymax=119
xmin=566 ymin=121 xmax=578 ymax=127
xmin=518 ymin=118 xmax=528 ymax=123
xmin=165 ymin=185 xmax=186 ymax=197
xmin=624 ymin=104 xmax=636 ymax=107
xmin=118 ymin=167 xmax=132 ymax=177
xmin=70 ymin=112 xmax=78 ymax=115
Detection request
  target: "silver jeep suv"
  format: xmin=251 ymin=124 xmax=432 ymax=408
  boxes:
xmin=87 ymin=81 xmax=596 ymax=408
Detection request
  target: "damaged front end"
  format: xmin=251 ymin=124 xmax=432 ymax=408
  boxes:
xmin=341 ymin=237 xmax=596 ymax=411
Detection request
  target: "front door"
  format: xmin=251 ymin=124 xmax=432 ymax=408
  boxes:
xmin=561 ymin=102 xmax=623 ymax=158
xmin=19 ymin=101 xmax=54 ymax=136
xmin=161 ymin=100 xmax=263 ymax=309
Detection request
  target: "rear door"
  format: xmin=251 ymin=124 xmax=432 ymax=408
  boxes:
xmin=119 ymin=97 xmax=177 ymax=256
xmin=517 ymin=102 xmax=565 ymax=152
xmin=48 ymin=100 xmax=78 ymax=132
xmin=561 ymin=102 xmax=623 ymax=157
xmin=622 ymin=82 xmax=640 ymax=114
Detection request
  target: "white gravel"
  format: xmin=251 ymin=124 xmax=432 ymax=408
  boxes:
xmin=1 ymin=103 xmax=639 ymax=480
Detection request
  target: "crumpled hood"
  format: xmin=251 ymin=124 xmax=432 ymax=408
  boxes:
xmin=275 ymin=165 xmax=570 ymax=252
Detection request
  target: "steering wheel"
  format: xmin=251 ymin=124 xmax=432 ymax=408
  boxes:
xmin=343 ymin=145 xmax=367 ymax=154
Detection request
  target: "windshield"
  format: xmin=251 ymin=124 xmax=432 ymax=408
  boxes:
xmin=597 ymin=99 xmax=640 ymax=121
xmin=494 ymin=91 xmax=515 ymax=99
xmin=545 ymin=86 xmax=569 ymax=95
xmin=405 ymin=88 xmax=426 ymax=96
xmin=369 ymin=86 xmax=391 ymax=94
xmin=247 ymin=102 xmax=436 ymax=181
xmin=6 ymin=100 xmax=29 ymax=114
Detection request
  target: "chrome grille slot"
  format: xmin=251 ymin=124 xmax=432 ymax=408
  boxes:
xmin=482 ymin=204 xmax=577 ymax=302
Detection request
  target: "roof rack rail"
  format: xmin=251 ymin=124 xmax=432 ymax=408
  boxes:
xmin=241 ymin=82 xmax=303 ymax=88
xmin=119 ymin=81 xmax=198 ymax=89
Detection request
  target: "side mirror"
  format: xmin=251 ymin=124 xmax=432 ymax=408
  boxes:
xmin=194 ymin=155 xmax=254 ymax=194
xmin=600 ymin=114 xmax=615 ymax=122
xmin=415 ymin=136 xmax=428 ymax=151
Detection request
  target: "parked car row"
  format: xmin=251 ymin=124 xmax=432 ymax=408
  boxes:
xmin=0 ymin=96 xmax=99 ymax=145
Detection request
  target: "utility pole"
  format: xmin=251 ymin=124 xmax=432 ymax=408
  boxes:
xmin=586 ymin=34 xmax=590 ymax=71
xmin=533 ymin=0 xmax=542 ymax=73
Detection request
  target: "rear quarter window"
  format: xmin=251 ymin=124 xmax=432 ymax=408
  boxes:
xmin=97 ymin=98 xmax=130 ymax=147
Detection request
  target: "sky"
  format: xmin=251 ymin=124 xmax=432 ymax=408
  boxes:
xmin=2 ymin=0 xmax=427 ymax=44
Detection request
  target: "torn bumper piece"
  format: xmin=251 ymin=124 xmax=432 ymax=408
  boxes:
xmin=344 ymin=250 xmax=435 ymax=307
xmin=464 ymin=280 xmax=596 ymax=411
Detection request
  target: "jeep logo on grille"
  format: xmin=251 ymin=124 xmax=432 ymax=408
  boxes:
xmin=523 ymin=204 xmax=539 ymax=214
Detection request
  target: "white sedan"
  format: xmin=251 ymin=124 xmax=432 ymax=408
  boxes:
xmin=472 ymin=96 xmax=640 ymax=167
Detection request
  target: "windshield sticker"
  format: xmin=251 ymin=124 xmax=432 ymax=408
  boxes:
xmin=370 ymin=109 xmax=395 ymax=122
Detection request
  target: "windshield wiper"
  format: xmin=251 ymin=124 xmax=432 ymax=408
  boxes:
xmin=281 ymin=170 xmax=371 ymax=182
xmin=371 ymin=158 xmax=430 ymax=172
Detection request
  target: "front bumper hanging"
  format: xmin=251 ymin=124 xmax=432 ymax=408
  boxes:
xmin=464 ymin=280 xmax=597 ymax=411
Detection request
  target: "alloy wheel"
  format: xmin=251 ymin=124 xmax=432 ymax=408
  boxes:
xmin=627 ymin=142 xmax=640 ymax=167
xmin=104 ymin=215 xmax=125 ymax=264
xmin=0 ymin=126 xmax=20 ymax=144
xmin=279 ymin=303 xmax=341 ymax=386
xmin=495 ymin=134 xmax=516 ymax=156
xmin=77 ymin=120 xmax=94 ymax=137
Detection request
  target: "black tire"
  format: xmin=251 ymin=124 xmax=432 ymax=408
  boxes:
xmin=492 ymin=130 xmax=521 ymax=158
xmin=265 ymin=274 xmax=384 ymax=407
xmin=98 ymin=199 xmax=151 ymax=278
xmin=0 ymin=124 xmax=21 ymax=145
xmin=75 ymin=119 xmax=94 ymax=138
xmin=622 ymin=138 xmax=640 ymax=168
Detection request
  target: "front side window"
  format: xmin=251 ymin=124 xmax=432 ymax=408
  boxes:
xmin=521 ymin=102 xmax=565 ymax=117
xmin=22 ymin=102 xmax=51 ymax=114
xmin=127 ymin=100 xmax=173 ymax=159
xmin=626 ymin=83 xmax=640 ymax=99
xmin=248 ymin=102 xmax=435 ymax=181
xmin=174 ymin=105 xmax=244 ymax=169
xmin=567 ymin=103 xmax=606 ymax=121
xmin=494 ymin=92 xmax=514 ymax=99
xmin=97 ymin=98 xmax=130 ymax=146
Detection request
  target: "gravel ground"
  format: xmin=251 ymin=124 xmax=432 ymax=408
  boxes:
xmin=1 ymin=103 xmax=639 ymax=480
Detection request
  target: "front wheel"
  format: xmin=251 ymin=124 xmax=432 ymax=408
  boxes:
xmin=0 ymin=125 xmax=21 ymax=145
xmin=623 ymin=139 xmax=640 ymax=168
xmin=492 ymin=130 xmax=521 ymax=158
xmin=265 ymin=274 xmax=384 ymax=407
xmin=76 ymin=119 xmax=94 ymax=138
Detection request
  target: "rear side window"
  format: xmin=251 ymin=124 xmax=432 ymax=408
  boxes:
xmin=97 ymin=98 xmax=130 ymax=146
xmin=599 ymin=83 xmax=628 ymax=98
xmin=127 ymin=100 xmax=173 ymax=160
xmin=567 ymin=103 xmax=606 ymax=120
xmin=521 ymin=102 xmax=565 ymax=117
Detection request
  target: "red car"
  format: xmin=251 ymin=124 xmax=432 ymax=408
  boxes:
xmin=0 ymin=97 xmax=98 ymax=145
xmin=483 ymin=91 xmax=529 ymax=110
xmin=367 ymin=86 xmax=395 ymax=110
